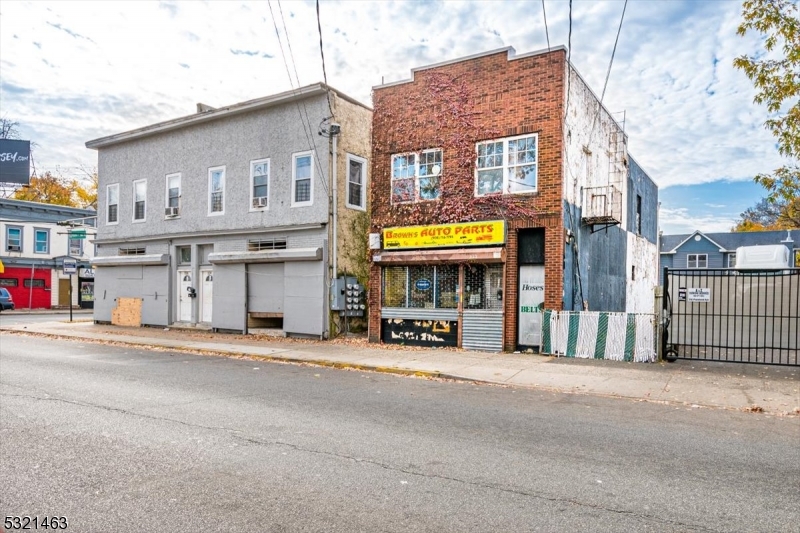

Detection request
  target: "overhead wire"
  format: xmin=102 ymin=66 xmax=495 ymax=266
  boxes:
xmin=541 ymin=0 xmax=550 ymax=51
xmin=276 ymin=0 xmax=329 ymax=193
xmin=588 ymin=0 xmax=629 ymax=143
xmin=316 ymin=0 xmax=335 ymax=118
xmin=266 ymin=0 xmax=329 ymax=195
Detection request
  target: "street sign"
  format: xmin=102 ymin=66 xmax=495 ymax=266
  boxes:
xmin=63 ymin=259 xmax=78 ymax=275
xmin=69 ymin=229 xmax=87 ymax=239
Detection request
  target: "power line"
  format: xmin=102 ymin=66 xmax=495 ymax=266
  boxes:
xmin=266 ymin=0 xmax=329 ymax=194
xmin=316 ymin=0 xmax=334 ymax=118
xmin=541 ymin=0 xmax=550 ymax=51
xmin=588 ymin=0 xmax=629 ymax=142
xmin=276 ymin=0 xmax=330 ymax=193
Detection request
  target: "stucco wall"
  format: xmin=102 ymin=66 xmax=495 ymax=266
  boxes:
xmin=332 ymin=93 xmax=372 ymax=281
xmin=95 ymin=96 xmax=331 ymax=242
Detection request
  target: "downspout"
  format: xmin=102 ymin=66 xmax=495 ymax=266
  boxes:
xmin=330 ymin=123 xmax=341 ymax=277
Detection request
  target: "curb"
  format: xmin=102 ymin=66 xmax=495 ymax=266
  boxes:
xmin=3 ymin=328 xmax=796 ymax=417
xmin=0 ymin=328 xmax=445 ymax=381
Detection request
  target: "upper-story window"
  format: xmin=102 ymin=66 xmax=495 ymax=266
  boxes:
xmin=208 ymin=166 xmax=226 ymax=215
xmin=6 ymin=226 xmax=22 ymax=252
xmin=391 ymin=149 xmax=442 ymax=204
xmin=346 ymin=154 xmax=367 ymax=210
xmin=34 ymin=228 xmax=49 ymax=254
xmin=728 ymin=253 xmax=736 ymax=268
xmin=165 ymin=173 xmax=181 ymax=216
xmin=292 ymin=152 xmax=313 ymax=207
xmin=250 ymin=158 xmax=270 ymax=210
xmin=476 ymin=134 xmax=538 ymax=196
xmin=106 ymin=184 xmax=119 ymax=225
xmin=688 ymin=254 xmax=707 ymax=269
xmin=133 ymin=180 xmax=147 ymax=222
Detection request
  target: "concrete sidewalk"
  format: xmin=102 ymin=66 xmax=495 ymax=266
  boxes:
xmin=1 ymin=319 xmax=798 ymax=416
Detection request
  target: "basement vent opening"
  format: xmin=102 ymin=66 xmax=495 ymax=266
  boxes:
xmin=118 ymin=247 xmax=146 ymax=256
xmin=248 ymin=239 xmax=287 ymax=252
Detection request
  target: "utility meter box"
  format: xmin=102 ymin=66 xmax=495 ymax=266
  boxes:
xmin=330 ymin=276 xmax=365 ymax=316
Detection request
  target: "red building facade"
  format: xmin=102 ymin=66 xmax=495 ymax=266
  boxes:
xmin=368 ymin=47 xmax=568 ymax=351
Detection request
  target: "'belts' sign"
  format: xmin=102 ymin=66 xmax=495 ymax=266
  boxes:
xmin=383 ymin=220 xmax=506 ymax=249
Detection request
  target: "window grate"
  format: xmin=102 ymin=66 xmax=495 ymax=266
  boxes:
xmin=382 ymin=265 xmax=458 ymax=309
xmin=119 ymin=247 xmax=146 ymax=256
xmin=248 ymin=239 xmax=287 ymax=252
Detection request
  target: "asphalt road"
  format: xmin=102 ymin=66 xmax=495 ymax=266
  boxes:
xmin=1 ymin=334 xmax=798 ymax=532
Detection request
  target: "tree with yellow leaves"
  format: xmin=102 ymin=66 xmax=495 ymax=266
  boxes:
xmin=12 ymin=169 xmax=97 ymax=209
xmin=734 ymin=0 xmax=799 ymax=222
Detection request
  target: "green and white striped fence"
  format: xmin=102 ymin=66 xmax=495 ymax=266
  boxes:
xmin=541 ymin=310 xmax=657 ymax=362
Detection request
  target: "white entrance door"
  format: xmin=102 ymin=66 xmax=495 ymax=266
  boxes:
xmin=200 ymin=269 xmax=213 ymax=323
xmin=178 ymin=269 xmax=193 ymax=322
xmin=518 ymin=265 xmax=545 ymax=347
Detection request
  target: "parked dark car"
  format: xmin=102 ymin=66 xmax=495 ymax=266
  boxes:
xmin=0 ymin=288 xmax=15 ymax=311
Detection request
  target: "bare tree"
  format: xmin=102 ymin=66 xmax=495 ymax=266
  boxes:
xmin=0 ymin=117 xmax=21 ymax=139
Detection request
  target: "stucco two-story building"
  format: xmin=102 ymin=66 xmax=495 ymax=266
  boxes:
xmin=368 ymin=47 xmax=658 ymax=352
xmin=86 ymin=84 xmax=371 ymax=336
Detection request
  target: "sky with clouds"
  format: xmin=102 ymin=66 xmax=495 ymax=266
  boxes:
xmin=0 ymin=0 xmax=790 ymax=234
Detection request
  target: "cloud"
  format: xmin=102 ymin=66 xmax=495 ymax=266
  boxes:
xmin=159 ymin=2 xmax=179 ymax=18
xmin=46 ymin=22 xmax=94 ymax=43
xmin=0 ymin=0 xmax=787 ymax=198
xmin=660 ymin=207 xmax=737 ymax=234
xmin=1 ymin=81 xmax=34 ymax=95
xmin=230 ymin=49 xmax=260 ymax=56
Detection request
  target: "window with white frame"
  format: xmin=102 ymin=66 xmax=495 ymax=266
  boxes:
xmin=6 ymin=226 xmax=22 ymax=252
xmin=728 ymin=253 xmax=736 ymax=268
xmin=250 ymin=158 xmax=270 ymax=209
xmin=292 ymin=152 xmax=313 ymax=206
xmin=688 ymin=253 xmax=707 ymax=269
xmin=476 ymin=134 xmax=538 ymax=196
xmin=34 ymin=229 xmax=49 ymax=254
xmin=346 ymin=154 xmax=367 ymax=210
xmin=133 ymin=180 xmax=147 ymax=221
xmin=208 ymin=166 xmax=225 ymax=214
xmin=165 ymin=173 xmax=181 ymax=212
xmin=390 ymin=149 xmax=442 ymax=204
xmin=106 ymin=184 xmax=119 ymax=224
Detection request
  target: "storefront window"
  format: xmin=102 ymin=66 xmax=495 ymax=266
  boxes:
xmin=382 ymin=265 xmax=459 ymax=309
xmin=463 ymin=264 xmax=503 ymax=310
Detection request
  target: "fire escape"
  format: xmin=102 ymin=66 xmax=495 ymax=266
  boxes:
xmin=582 ymin=128 xmax=626 ymax=233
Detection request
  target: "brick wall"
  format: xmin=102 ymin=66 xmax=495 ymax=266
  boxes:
xmin=368 ymin=48 xmax=567 ymax=348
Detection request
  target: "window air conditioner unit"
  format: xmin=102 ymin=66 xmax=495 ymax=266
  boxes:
xmin=7 ymin=244 xmax=21 ymax=252
xmin=252 ymin=197 xmax=268 ymax=208
xmin=165 ymin=206 xmax=180 ymax=217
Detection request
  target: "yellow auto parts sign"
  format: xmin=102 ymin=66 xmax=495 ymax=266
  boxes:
xmin=382 ymin=220 xmax=506 ymax=249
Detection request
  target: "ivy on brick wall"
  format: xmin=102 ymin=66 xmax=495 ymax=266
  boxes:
xmin=371 ymin=72 xmax=540 ymax=231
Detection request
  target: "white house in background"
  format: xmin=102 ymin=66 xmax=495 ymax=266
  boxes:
xmin=0 ymin=198 xmax=97 ymax=309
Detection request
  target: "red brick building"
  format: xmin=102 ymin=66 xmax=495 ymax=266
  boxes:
xmin=368 ymin=47 xmax=658 ymax=352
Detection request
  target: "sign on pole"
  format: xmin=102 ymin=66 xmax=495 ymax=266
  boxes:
xmin=69 ymin=229 xmax=87 ymax=240
xmin=63 ymin=259 xmax=78 ymax=275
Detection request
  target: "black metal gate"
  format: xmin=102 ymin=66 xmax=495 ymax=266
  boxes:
xmin=663 ymin=268 xmax=799 ymax=366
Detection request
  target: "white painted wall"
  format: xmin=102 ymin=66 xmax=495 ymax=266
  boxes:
xmin=625 ymin=232 xmax=658 ymax=313
xmin=562 ymin=65 xmax=628 ymax=228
